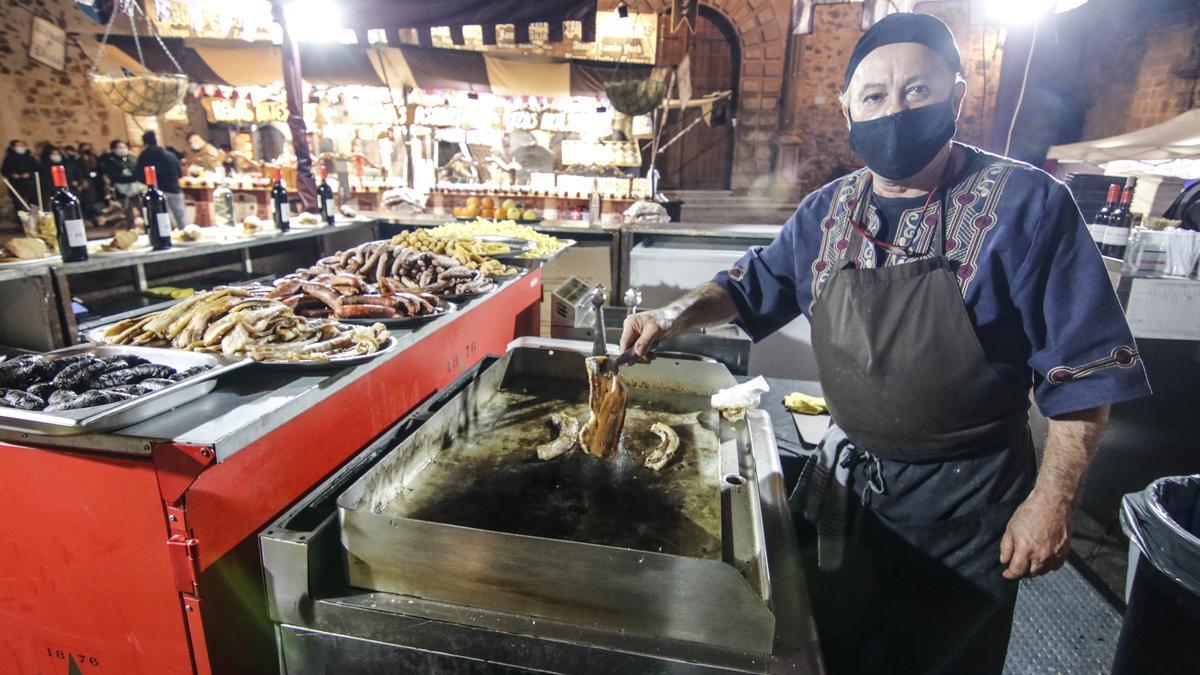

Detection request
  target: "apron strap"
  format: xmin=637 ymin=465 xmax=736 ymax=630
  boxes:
xmin=932 ymin=191 xmax=947 ymax=258
xmin=840 ymin=181 xmax=874 ymax=267
xmin=842 ymin=149 xmax=968 ymax=266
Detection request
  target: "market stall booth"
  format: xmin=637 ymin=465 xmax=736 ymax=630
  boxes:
xmin=96 ymin=3 xmax=662 ymax=228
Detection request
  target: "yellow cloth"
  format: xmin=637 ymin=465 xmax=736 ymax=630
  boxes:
xmin=784 ymin=392 xmax=827 ymax=415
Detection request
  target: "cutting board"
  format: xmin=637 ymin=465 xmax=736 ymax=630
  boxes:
xmin=791 ymin=411 xmax=831 ymax=448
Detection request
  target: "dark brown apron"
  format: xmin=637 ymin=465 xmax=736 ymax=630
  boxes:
xmin=809 ymin=180 xmax=1029 ymax=459
xmin=807 ymin=171 xmax=1035 ymax=674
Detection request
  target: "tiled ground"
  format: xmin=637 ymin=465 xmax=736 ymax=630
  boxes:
xmin=1005 ymin=561 xmax=1125 ymax=674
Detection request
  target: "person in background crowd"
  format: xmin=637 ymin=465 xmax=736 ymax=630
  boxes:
xmin=77 ymin=142 xmax=103 ymax=201
xmin=2 ymin=139 xmax=40 ymax=218
xmin=99 ymin=140 xmax=139 ymax=196
xmin=218 ymin=143 xmax=238 ymax=175
xmin=99 ymin=139 xmax=143 ymax=230
xmin=39 ymin=145 xmax=79 ymax=206
xmin=61 ymin=145 xmax=100 ymax=218
xmin=135 ymin=131 xmax=187 ymax=228
xmin=185 ymin=132 xmax=226 ymax=173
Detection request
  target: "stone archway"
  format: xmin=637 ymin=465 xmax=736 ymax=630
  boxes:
xmin=632 ymin=0 xmax=791 ymax=191
xmin=656 ymin=6 xmax=740 ymax=189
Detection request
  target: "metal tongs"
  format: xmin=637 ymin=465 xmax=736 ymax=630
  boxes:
xmin=591 ymin=286 xmax=647 ymax=374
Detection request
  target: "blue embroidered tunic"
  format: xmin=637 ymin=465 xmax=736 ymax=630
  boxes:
xmin=714 ymin=144 xmax=1151 ymax=418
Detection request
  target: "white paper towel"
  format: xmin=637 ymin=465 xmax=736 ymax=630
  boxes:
xmin=711 ymin=376 xmax=770 ymax=420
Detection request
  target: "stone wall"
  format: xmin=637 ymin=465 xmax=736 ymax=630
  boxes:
xmin=777 ymin=1 xmax=1004 ymax=198
xmin=617 ymin=0 xmax=1005 ymax=199
xmin=0 ymin=1 xmax=127 ymax=157
xmin=1076 ymin=0 xmax=1199 ymax=140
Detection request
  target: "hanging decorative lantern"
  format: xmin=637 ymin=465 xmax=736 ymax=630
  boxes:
xmin=89 ymin=0 xmax=188 ymax=117
xmin=604 ymin=79 xmax=668 ymax=116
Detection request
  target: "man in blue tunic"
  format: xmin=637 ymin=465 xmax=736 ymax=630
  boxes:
xmin=621 ymin=13 xmax=1150 ymax=674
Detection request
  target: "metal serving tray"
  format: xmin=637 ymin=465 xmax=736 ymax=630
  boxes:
xmin=0 ymin=345 xmax=249 ymax=436
xmin=473 ymin=235 xmax=536 ymax=255
xmin=496 ymin=238 xmax=577 ymax=268
xmin=336 ymin=344 xmax=775 ymax=654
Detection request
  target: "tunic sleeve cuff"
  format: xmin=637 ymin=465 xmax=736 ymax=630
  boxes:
xmin=1034 ymin=361 xmax=1152 ymax=418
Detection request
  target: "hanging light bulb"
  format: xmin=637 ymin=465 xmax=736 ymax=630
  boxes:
xmin=283 ymin=0 xmax=343 ymax=42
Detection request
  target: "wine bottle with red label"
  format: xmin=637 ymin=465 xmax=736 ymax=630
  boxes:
xmin=143 ymin=166 xmax=173 ymax=251
xmin=1105 ymin=179 xmax=1136 ymax=259
xmin=1092 ymin=183 xmax=1120 ymax=252
xmin=272 ymin=168 xmax=291 ymax=232
xmin=50 ymin=165 xmax=88 ymax=262
xmin=317 ymin=166 xmax=335 ymax=226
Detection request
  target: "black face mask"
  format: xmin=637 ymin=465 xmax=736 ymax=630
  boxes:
xmin=848 ymin=98 xmax=957 ymax=180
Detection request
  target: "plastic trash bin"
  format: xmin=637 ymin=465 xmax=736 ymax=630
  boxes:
xmin=1112 ymin=475 xmax=1200 ymax=675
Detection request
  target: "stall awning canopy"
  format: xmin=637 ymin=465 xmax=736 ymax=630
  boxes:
xmin=1047 ymin=110 xmax=1200 ymax=163
xmin=104 ymin=36 xmax=650 ymax=97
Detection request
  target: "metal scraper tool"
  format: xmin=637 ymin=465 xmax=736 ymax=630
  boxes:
xmin=590 ymin=285 xmax=608 ymax=358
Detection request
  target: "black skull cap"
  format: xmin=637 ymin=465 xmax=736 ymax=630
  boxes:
xmin=843 ymin=12 xmax=962 ymax=90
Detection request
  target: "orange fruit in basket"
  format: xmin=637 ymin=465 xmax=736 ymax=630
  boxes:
xmin=480 ymin=208 xmax=494 ymax=219
xmin=463 ymin=206 xmax=480 ymax=218
xmin=466 ymin=196 xmax=480 ymax=208
xmin=452 ymin=206 xmax=463 ymax=217
xmin=481 ymin=197 xmax=495 ymax=209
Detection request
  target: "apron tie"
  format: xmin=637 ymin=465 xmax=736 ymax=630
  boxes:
xmin=841 ymin=448 xmax=888 ymax=504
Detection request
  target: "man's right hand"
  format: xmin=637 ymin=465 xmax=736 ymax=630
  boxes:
xmin=618 ymin=282 xmax=738 ymax=359
xmin=620 ymin=310 xmax=673 ymax=358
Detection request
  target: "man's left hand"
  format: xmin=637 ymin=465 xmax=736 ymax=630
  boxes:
xmin=999 ymin=490 xmax=1073 ymax=579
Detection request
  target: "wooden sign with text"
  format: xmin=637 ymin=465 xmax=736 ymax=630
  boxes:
xmin=29 ymin=17 xmax=66 ymax=71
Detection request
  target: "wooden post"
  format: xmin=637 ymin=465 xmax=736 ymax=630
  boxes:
xmin=270 ymin=0 xmax=318 ymax=212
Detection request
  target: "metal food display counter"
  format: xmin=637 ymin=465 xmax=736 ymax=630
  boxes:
xmin=0 ymin=274 xmax=543 ymax=675
xmin=369 ymin=212 xmax=784 ymax=303
xmin=0 ymin=219 xmax=379 ymax=352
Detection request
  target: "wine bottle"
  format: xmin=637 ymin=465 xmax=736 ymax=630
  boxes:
xmin=143 ymin=166 xmax=173 ymax=251
xmin=588 ymin=179 xmax=601 ymax=226
xmin=1107 ymin=181 xmax=1136 ymax=259
xmin=213 ymin=180 xmax=235 ymax=227
xmin=272 ymin=168 xmax=291 ymax=232
xmin=50 ymin=165 xmax=88 ymax=262
xmin=1092 ymin=183 xmax=1120 ymax=251
xmin=317 ymin=166 xmax=335 ymax=226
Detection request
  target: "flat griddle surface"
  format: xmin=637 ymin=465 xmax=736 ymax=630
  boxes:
xmin=381 ymin=385 xmax=722 ymax=559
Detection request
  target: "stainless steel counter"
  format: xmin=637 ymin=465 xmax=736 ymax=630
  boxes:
xmin=368 ymin=212 xmax=784 ymax=303
xmin=362 ymin=211 xmax=781 ymax=239
xmin=623 ymin=221 xmax=782 ymax=240
xmin=360 ymin=210 xmax=623 ymax=233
